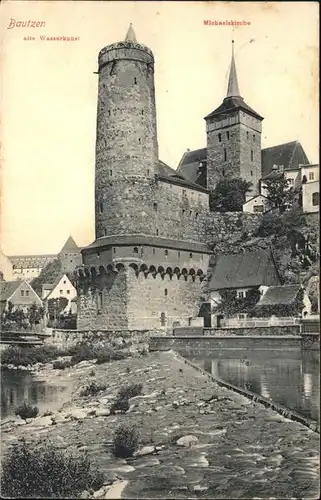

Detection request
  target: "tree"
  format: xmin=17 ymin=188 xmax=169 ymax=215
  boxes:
xmin=47 ymin=297 xmax=69 ymax=320
xmin=264 ymin=178 xmax=297 ymax=212
xmin=209 ymin=178 xmax=253 ymax=212
xmin=31 ymin=259 xmax=62 ymax=297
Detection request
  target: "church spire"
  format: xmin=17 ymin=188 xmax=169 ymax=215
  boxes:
xmin=125 ymin=23 xmax=137 ymax=43
xmin=226 ymin=40 xmax=241 ymax=98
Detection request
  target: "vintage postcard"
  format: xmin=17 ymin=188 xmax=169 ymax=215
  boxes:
xmin=0 ymin=1 xmax=319 ymax=499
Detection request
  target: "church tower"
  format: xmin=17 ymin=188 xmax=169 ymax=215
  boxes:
xmin=94 ymin=24 xmax=158 ymax=240
xmin=205 ymin=41 xmax=264 ymax=196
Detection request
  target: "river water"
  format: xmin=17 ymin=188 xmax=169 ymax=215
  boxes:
xmin=187 ymin=348 xmax=320 ymax=423
xmin=1 ymin=368 xmax=72 ymax=419
xmin=1 ymin=348 xmax=319 ymax=423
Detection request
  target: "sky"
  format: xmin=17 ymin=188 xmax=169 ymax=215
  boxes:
xmin=0 ymin=0 xmax=319 ymax=255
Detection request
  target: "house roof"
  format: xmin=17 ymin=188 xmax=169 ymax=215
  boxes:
xmin=157 ymin=159 xmax=208 ymax=193
xmin=243 ymin=194 xmax=269 ymax=205
xmin=8 ymin=254 xmax=56 ymax=268
xmin=205 ymin=96 xmax=264 ymax=121
xmin=209 ymin=250 xmax=281 ymax=290
xmin=176 ymin=148 xmax=207 ymax=188
xmin=0 ymin=281 xmax=22 ymax=301
xmin=59 ymin=236 xmax=79 ymax=254
xmin=83 ymin=234 xmax=212 ymax=254
xmin=261 ymin=141 xmax=309 ymax=178
xmin=254 ymin=284 xmax=302 ymax=308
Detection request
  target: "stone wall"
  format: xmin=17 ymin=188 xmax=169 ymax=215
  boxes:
xmin=203 ymin=211 xmax=262 ymax=247
xmin=45 ymin=328 xmax=162 ymax=350
xmin=149 ymin=334 xmax=302 ymax=354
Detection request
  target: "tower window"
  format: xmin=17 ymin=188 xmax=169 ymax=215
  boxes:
xmin=113 ymin=247 xmax=116 ymax=253
xmin=160 ymin=312 xmax=166 ymax=326
xmin=138 ymin=138 xmax=141 ymax=144
xmin=165 ymin=250 xmax=168 ymax=256
xmin=189 ymin=253 xmax=193 ymax=258
xmin=141 ymin=110 xmax=144 ymax=115
xmin=195 ymin=212 xmax=199 ymax=219
xmin=250 ymin=170 xmax=253 ymax=176
xmin=253 ymin=134 xmax=255 ymax=142
xmin=251 ymin=150 xmax=254 ymax=162
xmin=226 ymin=131 xmax=230 ymax=140
xmin=189 ymin=211 xmax=192 ymax=217
xmin=97 ymin=251 xmax=100 ymax=258
xmin=224 ymin=148 xmax=227 ymax=161
xmin=103 ymin=228 xmax=107 ymax=236
xmin=153 ymin=202 xmax=158 ymax=211
xmin=164 ymin=289 xmax=168 ymax=297
xmin=178 ymin=251 xmax=180 ymax=257
xmin=99 ymin=202 xmax=103 ymax=214
xmin=309 ymin=172 xmax=315 ymax=181
xmin=156 ymin=229 xmax=159 ymax=235
xmin=134 ymin=77 xmax=137 ymax=84
xmin=110 ymin=170 xmax=112 ymax=176
xmin=108 ymin=110 xmax=111 ymax=116
xmin=147 ymin=169 xmax=150 ymax=176
xmin=218 ymin=133 xmax=222 ymax=143
xmin=153 ymin=248 xmax=156 ymax=255
xmin=133 ymin=247 xmax=139 ymax=254
xmin=182 ymin=209 xmax=186 ymax=215
xmin=246 ymin=131 xmax=249 ymax=139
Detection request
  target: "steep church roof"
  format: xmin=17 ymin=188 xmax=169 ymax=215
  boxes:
xmin=59 ymin=236 xmax=79 ymax=254
xmin=205 ymin=41 xmax=263 ymax=121
xmin=209 ymin=250 xmax=282 ymax=290
xmin=261 ymin=141 xmax=310 ymax=177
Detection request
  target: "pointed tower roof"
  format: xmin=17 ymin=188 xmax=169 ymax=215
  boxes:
xmin=59 ymin=236 xmax=79 ymax=254
xmin=125 ymin=23 xmax=137 ymax=43
xmin=204 ymin=40 xmax=263 ymax=122
xmin=226 ymin=40 xmax=241 ymax=98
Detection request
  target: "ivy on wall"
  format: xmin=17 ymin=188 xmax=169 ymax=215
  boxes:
xmin=213 ymin=288 xmax=261 ymax=316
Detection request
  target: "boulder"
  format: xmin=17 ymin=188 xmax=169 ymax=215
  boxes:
xmin=33 ymin=416 xmax=53 ymax=427
xmin=134 ymin=446 xmax=156 ymax=457
xmin=176 ymin=435 xmax=199 ymax=447
xmin=70 ymin=409 xmax=87 ymax=420
xmin=95 ymin=409 xmax=111 ymax=417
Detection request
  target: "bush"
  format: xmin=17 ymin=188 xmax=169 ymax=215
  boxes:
xmin=70 ymin=344 xmax=97 ymax=364
xmin=80 ymin=381 xmax=106 ymax=397
xmin=0 ymin=439 xmax=104 ymax=498
xmin=52 ymin=359 xmax=73 ymax=370
xmin=117 ymin=383 xmax=143 ymax=400
xmin=110 ymin=397 xmax=130 ymax=415
xmin=96 ymin=348 xmax=127 ymax=365
xmin=0 ymin=345 xmax=67 ymax=367
xmin=112 ymin=424 xmax=139 ymax=458
xmin=15 ymin=401 xmax=39 ymax=420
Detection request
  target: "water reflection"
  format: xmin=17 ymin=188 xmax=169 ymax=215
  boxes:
xmin=191 ymin=349 xmax=320 ymax=423
xmin=1 ymin=368 xmax=70 ymax=419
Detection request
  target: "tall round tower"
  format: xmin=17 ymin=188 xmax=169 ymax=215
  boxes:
xmin=95 ymin=24 xmax=158 ymax=239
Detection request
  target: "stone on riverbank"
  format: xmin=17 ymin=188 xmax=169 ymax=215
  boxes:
xmin=176 ymin=435 xmax=199 ymax=447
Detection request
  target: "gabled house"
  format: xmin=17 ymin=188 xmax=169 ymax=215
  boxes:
xmin=0 ymin=280 xmax=42 ymax=315
xmin=254 ymin=284 xmax=312 ymax=318
xmin=209 ymin=250 xmax=282 ymax=327
xmin=243 ymin=194 xmax=272 ymax=214
xmin=42 ymin=274 xmax=77 ymax=314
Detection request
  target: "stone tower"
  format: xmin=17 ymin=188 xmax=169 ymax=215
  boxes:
xmin=95 ymin=24 xmax=159 ymax=239
xmin=205 ymin=41 xmax=264 ymax=196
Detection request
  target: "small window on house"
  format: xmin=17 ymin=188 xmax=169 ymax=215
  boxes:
xmin=133 ymin=247 xmax=139 ymax=254
xmin=153 ymin=202 xmax=158 ymax=211
xmin=251 ymin=150 xmax=254 ymax=161
xmin=238 ymin=314 xmax=246 ymax=319
xmin=165 ymin=250 xmax=168 ymax=256
xmin=63 ymin=280 xmax=66 ymax=284
xmin=26 ymin=290 xmax=29 ymax=297
xmin=288 ymin=178 xmax=294 ymax=185
xmin=21 ymin=290 xmax=24 ymax=296
xmin=67 ymin=290 xmax=70 ymax=294
xmin=218 ymin=133 xmax=222 ymax=142
xmin=189 ymin=253 xmax=193 ymax=258
xmin=253 ymin=205 xmax=264 ymax=213
xmin=224 ymin=148 xmax=227 ymax=161
xmin=309 ymin=172 xmax=315 ymax=181
xmin=70 ymin=260 xmax=73 ymax=263
xmin=226 ymin=131 xmax=230 ymax=140
xmin=60 ymin=290 xmax=63 ymax=294
xmin=164 ymin=289 xmax=168 ymax=296
xmin=237 ymin=291 xmax=245 ymax=298
xmin=312 ymin=192 xmax=319 ymax=206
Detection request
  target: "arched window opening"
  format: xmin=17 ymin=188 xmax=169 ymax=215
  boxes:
xmin=133 ymin=247 xmax=139 ymax=254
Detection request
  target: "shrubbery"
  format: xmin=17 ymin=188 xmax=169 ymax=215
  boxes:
xmin=80 ymin=381 xmax=107 ymax=397
xmin=52 ymin=359 xmax=73 ymax=370
xmin=117 ymin=383 xmax=143 ymax=400
xmin=112 ymin=424 xmax=139 ymax=458
xmin=1 ymin=345 xmax=66 ymax=367
xmin=15 ymin=401 xmax=39 ymax=420
xmin=0 ymin=439 xmax=104 ymax=498
xmin=96 ymin=347 xmax=126 ymax=365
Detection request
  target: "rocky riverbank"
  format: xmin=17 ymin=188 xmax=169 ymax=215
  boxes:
xmin=1 ymin=350 xmax=319 ymax=499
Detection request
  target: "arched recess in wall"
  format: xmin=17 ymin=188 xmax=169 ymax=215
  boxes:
xmin=166 ymin=267 xmax=173 ymax=279
xmin=189 ymin=268 xmax=196 ymax=281
xmin=116 ymin=263 xmax=125 ymax=272
xmin=129 ymin=263 xmax=139 ymax=276
xmin=140 ymin=264 xmax=149 ymax=277
xmin=181 ymin=268 xmax=188 ymax=281
xmin=99 ymin=265 xmax=107 ymax=276
xmin=149 ymin=265 xmax=157 ymax=278
xmin=173 ymin=267 xmax=180 ymax=278
xmin=158 ymin=266 xmax=165 ymax=279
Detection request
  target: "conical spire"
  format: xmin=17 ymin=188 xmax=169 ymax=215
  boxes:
xmin=125 ymin=23 xmax=137 ymax=42
xmin=226 ymin=40 xmax=241 ymax=98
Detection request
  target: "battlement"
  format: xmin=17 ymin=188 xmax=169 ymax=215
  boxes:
xmin=98 ymin=41 xmax=154 ymax=69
